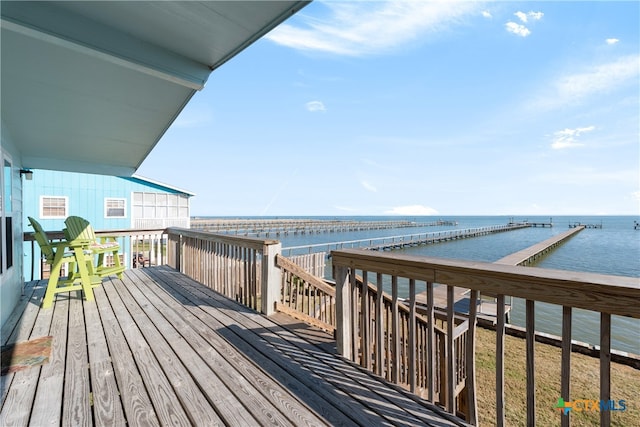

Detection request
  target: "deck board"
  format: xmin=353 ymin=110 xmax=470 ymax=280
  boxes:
xmin=1 ymin=267 xmax=467 ymax=427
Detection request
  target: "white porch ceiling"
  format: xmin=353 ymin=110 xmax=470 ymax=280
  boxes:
xmin=1 ymin=1 xmax=308 ymax=175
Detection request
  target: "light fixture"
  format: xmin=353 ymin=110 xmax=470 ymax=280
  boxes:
xmin=19 ymin=169 xmax=33 ymax=180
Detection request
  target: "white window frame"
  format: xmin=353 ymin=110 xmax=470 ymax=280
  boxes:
xmin=40 ymin=196 xmax=69 ymax=219
xmin=104 ymin=197 xmax=127 ymax=218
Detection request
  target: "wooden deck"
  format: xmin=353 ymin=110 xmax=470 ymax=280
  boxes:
xmin=1 ymin=267 xmax=467 ymax=426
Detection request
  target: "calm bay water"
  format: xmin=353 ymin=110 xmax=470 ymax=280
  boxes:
xmin=210 ymin=215 xmax=640 ymax=354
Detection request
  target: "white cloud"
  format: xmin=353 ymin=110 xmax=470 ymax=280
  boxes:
xmin=305 ymin=101 xmax=326 ymax=112
xmin=535 ymin=55 xmax=640 ymax=109
xmin=507 ymin=11 xmax=542 ymax=36
xmin=505 ymin=21 xmax=531 ymax=37
xmin=265 ymin=1 xmax=482 ymax=56
xmin=551 ymin=126 xmax=595 ymax=150
xmin=632 ymin=191 xmax=640 ymax=201
xmin=361 ymin=180 xmax=377 ymax=192
xmin=384 ymin=205 xmax=439 ymax=215
xmin=514 ymin=11 xmax=528 ymax=23
xmin=606 ymin=38 xmax=620 ymax=45
xmin=515 ymin=11 xmax=544 ymax=22
xmin=481 ymin=10 xmax=492 ymax=19
xmin=528 ymin=11 xmax=544 ymax=21
xmin=556 ymin=55 xmax=640 ymax=99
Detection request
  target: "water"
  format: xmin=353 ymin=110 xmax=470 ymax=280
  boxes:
xmin=205 ymin=215 xmax=640 ymax=354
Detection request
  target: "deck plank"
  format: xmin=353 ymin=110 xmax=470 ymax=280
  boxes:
xmin=64 ymin=296 xmax=92 ymax=427
xmin=100 ymin=279 xmax=193 ymax=426
xmin=145 ymin=266 xmax=463 ymax=426
xmin=1 ymin=290 xmax=60 ymax=426
xmin=125 ymin=270 xmax=319 ymax=425
xmin=29 ymin=296 xmax=68 ymax=426
xmin=0 ymin=281 xmax=43 ymax=407
xmin=111 ymin=275 xmax=231 ymax=426
xmin=83 ymin=286 xmax=126 ymax=427
xmin=92 ymin=284 xmax=160 ymax=426
xmin=1 ymin=269 xmax=468 ymax=427
xmin=144 ymin=267 xmax=387 ymax=426
xmin=128 ymin=268 xmax=329 ymax=427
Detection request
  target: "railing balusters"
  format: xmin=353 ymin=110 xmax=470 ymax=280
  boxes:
xmin=467 ymin=289 xmax=478 ymax=425
xmin=496 ymin=294 xmax=506 ymax=427
xmin=446 ymin=285 xmax=455 ymax=413
xmin=600 ymin=313 xmax=611 ymax=427
xmin=360 ymin=270 xmax=369 ymax=368
xmin=375 ymin=272 xmax=384 ymax=376
xmin=526 ymin=299 xmax=536 ymax=426
xmin=409 ymin=279 xmax=416 ymax=393
xmin=426 ymin=281 xmax=435 ymax=402
xmin=561 ymin=306 xmax=572 ymax=427
xmin=391 ymin=276 xmax=400 ymax=383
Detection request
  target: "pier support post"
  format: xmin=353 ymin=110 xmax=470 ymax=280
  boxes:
xmin=261 ymin=242 xmax=282 ymax=316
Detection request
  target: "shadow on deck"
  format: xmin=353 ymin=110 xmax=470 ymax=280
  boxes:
xmin=1 ymin=266 xmax=467 ymax=426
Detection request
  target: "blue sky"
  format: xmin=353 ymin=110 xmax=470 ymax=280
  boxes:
xmin=137 ymin=1 xmax=640 ymax=217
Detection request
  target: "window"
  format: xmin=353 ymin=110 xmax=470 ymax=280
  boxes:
xmin=40 ymin=196 xmax=68 ymax=219
xmin=132 ymin=192 xmax=189 ymax=219
xmin=105 ymin=198 xmax=126 ymax=218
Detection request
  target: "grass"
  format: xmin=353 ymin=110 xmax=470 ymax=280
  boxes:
xmin=474 ymin=327 xmax=639 ymax=426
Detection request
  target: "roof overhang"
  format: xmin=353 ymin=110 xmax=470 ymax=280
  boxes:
xmin=1 ymin=1 xmax=308 ymax=176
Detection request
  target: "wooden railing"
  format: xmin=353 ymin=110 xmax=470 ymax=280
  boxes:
xmin=276 ymin=254 xmax=336 ymax=332
xmin=275 ymin=253 xmax=467 ymax=413
xmin=331 ymin=248 xmax=640 ymax=426
xmin=165 ymin=228 xmax=281 ymax=314
xmin=355 ymin=273 xmax=470 ymax=410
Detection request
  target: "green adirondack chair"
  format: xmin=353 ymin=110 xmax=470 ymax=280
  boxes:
xmin=64 ymin=216 xmax=125 ymax=279
xmin=28 ymin=216 xmax=100 ymax=308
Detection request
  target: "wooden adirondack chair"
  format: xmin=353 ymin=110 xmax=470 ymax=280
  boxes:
xmin=28 ymin=217 xmax=100 ymax=308
xmin=64 ymin=216 xmax=125 ymax=279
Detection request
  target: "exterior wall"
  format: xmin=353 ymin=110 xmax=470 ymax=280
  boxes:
xmin=22 ymin=170 xmax=192 ymax=281
xmin=1 ymin=120 xmax=24 ymax=328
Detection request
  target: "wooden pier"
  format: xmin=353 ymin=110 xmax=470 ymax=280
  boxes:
xmin=365 ymin=224 xmax=529 ymax=251
xmin=416 ymin=225 xmax=586 ymax=320
xmin=569 ymin=221 xmax=602 ymax=229
xmin=284 ymin=224 xmax=530 ymax=256
xmin=190 ymin=218 xmax=458 ymax=237
xmin=495 ymin=225 xmax=585 ymax=266
xmin=508 ymin=218 xmax=553 ymax=228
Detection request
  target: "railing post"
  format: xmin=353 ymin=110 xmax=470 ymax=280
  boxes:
xmin=334 ymin=264 xmax=352 ymax=360
xmin=260 ymin=242 xmax=282 ymax=315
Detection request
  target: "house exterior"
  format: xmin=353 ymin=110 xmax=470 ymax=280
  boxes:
xmin=0 ymin=1 xmax=309 ymax=328
xmin=21 ymin=170 xmax=194 ymax=280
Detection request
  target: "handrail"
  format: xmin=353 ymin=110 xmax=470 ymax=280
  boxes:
xmin=165 ymin=227 xmax=281 ymax=314
xmin=331 ymin=248 xmax=640 ymax=426
xmin=275 ymin=253 xmax=465 ymax=410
